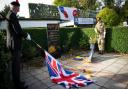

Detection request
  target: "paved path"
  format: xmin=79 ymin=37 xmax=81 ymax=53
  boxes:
xmin=21 ymin=53 xmax=128 ymax=89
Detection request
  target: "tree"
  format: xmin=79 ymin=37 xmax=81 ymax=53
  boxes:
xmin=111 ymin=0 xmax=127 ymax=21
xmin=0 ymin=5 xmax=10 ymax=16
xmin=78 ymin=0 xmax=96 ymax=10
xmin=54 ymin=0 xmax=74 ymax=7
xmin=96 ymin=7 xmax=120 ymax=26
xmin=115 ymin=0 xmax=126 ymax=7
xmin=103 ymin=0 xmax=115 ymax=8
xmin=54 ymin=0 xmax=62 ymax=6
xmin=54 ymin=0 xmax=96 ymax=10
xmin=121 ymin=0 xmax=128 ymax=19
xmin=101 ymin=0 xmax=126 ymax=22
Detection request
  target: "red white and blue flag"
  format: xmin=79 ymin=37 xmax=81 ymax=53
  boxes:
xmin=45 ymin=51 xmax=93 ymax=89
xmin=58 ymin=6 xmax=78 ymax=21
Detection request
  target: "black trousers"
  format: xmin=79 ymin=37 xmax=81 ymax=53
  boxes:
xmin=10 ymin=49 xmax=22 ymax=89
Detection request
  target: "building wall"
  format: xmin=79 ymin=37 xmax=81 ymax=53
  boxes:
xmin=0 ymin=20 xmax=60 ymax=29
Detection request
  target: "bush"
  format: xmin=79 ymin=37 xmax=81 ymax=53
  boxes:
xmin=96 ymin=7 xmax=120 ymax=26
xmin=1 ymin=27 xmax=127 ymax=62
xmin=106 ymin=27 xmax=128 ymax=53
xmin=0 ymin=30 xmax=12 ymax=89
xmin=22 ymin=27 xmax=128 ymax=54
xmin=80 ymin=28 xmax=96 ymax=49
xmin=60 ymin=27 xmax=87 ymax=51
xmin=22 ymin=28 xmax=48 ymax=60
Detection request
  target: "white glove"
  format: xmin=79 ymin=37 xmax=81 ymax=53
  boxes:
xmin=26 ymin=33 xmax=31 ymax=40
xmin=103 ymin=33 xmax=106 ymax=39
xmin=104 ymin=35 xmax=105 ymax=39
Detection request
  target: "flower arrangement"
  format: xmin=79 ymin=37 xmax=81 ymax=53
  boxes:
xmin=89 ymin=36 xmax=97 ymax=44
xmin=48 ymin=45 xmax=56 ymax=53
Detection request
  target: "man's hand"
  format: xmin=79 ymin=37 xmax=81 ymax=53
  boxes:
xmin=26 ymin=33 xmax=31 ymax=40
xmin=104 ymin=32 xmax=106 ymax=39
xmin=104 ymin=35 xmax=105 ymax=39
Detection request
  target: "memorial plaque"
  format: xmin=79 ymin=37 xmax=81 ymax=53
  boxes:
xmin=47 ymin=24 xmax=61 ymax=58
xmin=47 ymin=23 xmax=60 ymax=47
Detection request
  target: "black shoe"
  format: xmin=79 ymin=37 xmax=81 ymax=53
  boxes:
xmin=19 ymin=81 xmax=28 ymax=89
xmin=98 ymin=51 xmax=101 ymax=54
xmin=101 ymin=51 xmax=104 ymax=55
xmin=20 ymin=81 xmax=25 ymax=86
xmin=19 ymin=85 xmax=28 ymax=89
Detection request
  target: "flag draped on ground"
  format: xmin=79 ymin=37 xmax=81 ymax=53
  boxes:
xmin=45 ymin=51 xmax=93 ymax=89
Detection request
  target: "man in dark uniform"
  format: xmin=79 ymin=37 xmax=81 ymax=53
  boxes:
xmin=6 ymin=1 xmax=31 ymax=89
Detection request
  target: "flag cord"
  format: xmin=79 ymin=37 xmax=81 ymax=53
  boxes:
xmin=94 ymin=82 xmax=108 ymax=89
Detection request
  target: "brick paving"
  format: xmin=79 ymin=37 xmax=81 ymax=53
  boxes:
xmin=21 ymin=52 xmax=128 ymax=89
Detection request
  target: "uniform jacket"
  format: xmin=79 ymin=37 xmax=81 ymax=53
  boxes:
xmin=95 ymin=21 xmax=106 ymax=39
xmin=6 ymin=10 xmax=27 ymax=50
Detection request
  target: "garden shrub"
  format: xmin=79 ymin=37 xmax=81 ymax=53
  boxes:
xmin=0 ymin=30 xmax=12 ymax=89
xmin=96 ymin=7 xmax=120 ymax=26
xmin=104 ymin=27 xmax=114 ymax=52
xmin=22 ymin=27 xmax=128 ymax=55
xmin=24 ymin=27 xmax=128 ymax=53
xmin=1 ymin=27 xmax=128 ymax=62
xmin=110 ymin=27 xmax=128 ymax=53
xmin=59 ymin=27 xmax=88 ymax=51
xmin=22 ymin=28 xmax=47 ymax=60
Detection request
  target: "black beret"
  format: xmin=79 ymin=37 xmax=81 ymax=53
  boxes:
xmin=11 ymin=1 xmax=20 ymax=6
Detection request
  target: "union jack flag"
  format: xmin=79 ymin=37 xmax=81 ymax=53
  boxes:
xmin=45 ymin=51 xmax=93 ymax=89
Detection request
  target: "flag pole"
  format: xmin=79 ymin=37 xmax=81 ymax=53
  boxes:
xmin=31 ymin=39 xmax=42 ymax=49
xmin=31 ymin=39 xmax=46 ymax=58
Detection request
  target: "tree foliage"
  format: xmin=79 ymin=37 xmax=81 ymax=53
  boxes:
xmin=78 ymin=0 xmax=96 ymax=10
xmin=103 ymin=0 xmax=115 ymax=8
xmin=96 ymin=7 xmax=120 ymax=26
xmin=54 ymin=0 xmax=96 ymax=10
xmin=54 ymin=0 xmax=73 ymax=7
xmin=0 ymin=5 xmax=10 ymax=16
xmin=122 ymin=0 xmax=128 ymax=19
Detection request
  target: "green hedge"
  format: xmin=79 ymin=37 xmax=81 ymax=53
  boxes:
xmin=106 ymin=27 xmax=128 ymax=53
xmin=1 ymin=27 xmax=128 ymax=61
xmin=24 ymin=28 xmax=47 ymax=48
xmin=60 ymin=27 xmax=89 ymax=51
xmin=22 ymin=27 xmax=94 ymax=57
xmin=60 ymin=28 xmax=96 ymax=51
xmin=0 ymin=30 xmax=12 ymax=89
xmin=60 ymin=27 xmax=128 ymax=53
xmin=23 ymin=27 xmax=128 ymax=54
xmin=22 ymin=28 xmax=47 ymax=60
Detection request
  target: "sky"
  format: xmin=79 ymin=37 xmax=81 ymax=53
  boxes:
xmin=0 ymin=0 xmax=54 ymax=18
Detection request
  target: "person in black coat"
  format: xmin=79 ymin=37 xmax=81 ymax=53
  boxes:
xmin=6 ymin=1 xmax=31 ymax=89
